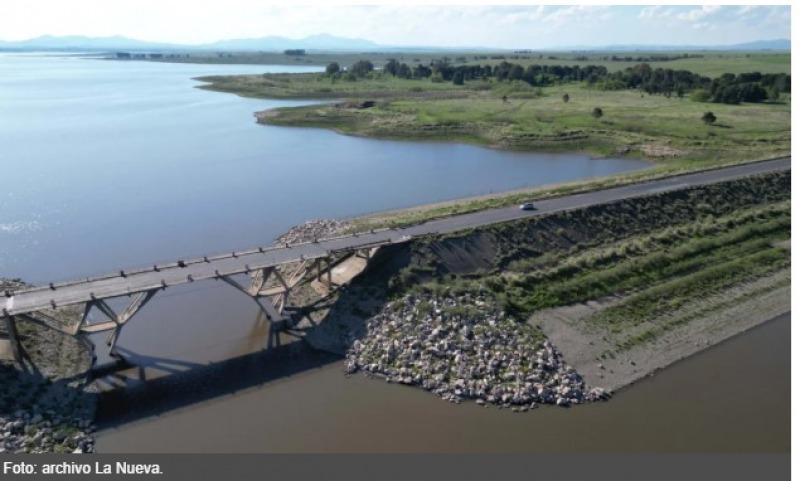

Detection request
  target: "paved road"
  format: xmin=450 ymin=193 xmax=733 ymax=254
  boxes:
xmin=2 ymin=157 xmax=790 ymax=318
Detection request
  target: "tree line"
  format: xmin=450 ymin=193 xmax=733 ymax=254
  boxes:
xmin=328 ymin=58 xmax=791 ymax=105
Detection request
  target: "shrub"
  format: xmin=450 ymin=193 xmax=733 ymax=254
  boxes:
xmin=702 ymin=111 xmax=717 ymax=125
xmin=690 ymin=89 xmax=711 ymax=102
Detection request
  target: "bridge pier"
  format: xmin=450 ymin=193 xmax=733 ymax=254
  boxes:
xmin=219 ymin=273 xmax=289 ymax=349
xmin=3 ymin=315 xmax=23 ymax=365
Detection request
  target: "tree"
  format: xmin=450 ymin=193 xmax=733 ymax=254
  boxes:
xmin=452 ymin=69 xmax=464 ymax=85
xmin=384 ymin=59 xmax=401 ymax=77
xmin=702 ymin=111 xmax=717 ymax=125
xmin=349 ymin=60 xmax=374 ymax=78
xmin=508 ymin=64 xmax=524 ymax=81
xmin=562 ymin=93 xmax=570 ymax=103
xmin=396 ymin=63 xmax=412 ymax=79
xmin=591 ymin=107 xmax=603 ymax=119
xmin=325 ymin=62 xmax=340 ymax=76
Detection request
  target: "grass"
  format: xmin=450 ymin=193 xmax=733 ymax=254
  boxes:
xmin=610 ymin=275 xmax=791 ymax=352
xmin=497 ymin=207 xmax=789 ymax=315
xmin=250 ymin=80 xmax=789 ymax=161
xmin=199 ymin=69 xmax=789 ymax=175
xmin=198 ymin=72 xmax=468 ymax=99
xmin=594 ymin=247 xmax=788 ymax=330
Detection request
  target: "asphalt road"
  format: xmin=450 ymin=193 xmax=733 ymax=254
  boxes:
xmin=3 ymin=157 xmax=790 ymax=318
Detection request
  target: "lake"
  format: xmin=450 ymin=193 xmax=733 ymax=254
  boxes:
xmin=0 ymin=53 xmax=646 ymax=283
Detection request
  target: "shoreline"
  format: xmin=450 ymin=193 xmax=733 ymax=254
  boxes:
xmin=198 ymin=69 xmax=789 ymax=168
xmin=529 ymin=269 xmax=791 ymax=393
xmin=341 ymin=155 xmax=786 ymax=232
xmin=306 ymin=274 xmax=790 ymax=404
xmin=614 ymin=309 xmax=791 ymax=395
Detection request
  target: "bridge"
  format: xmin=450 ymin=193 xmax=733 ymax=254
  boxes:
xmin=1 ymin=157 xmax=790 ymax=363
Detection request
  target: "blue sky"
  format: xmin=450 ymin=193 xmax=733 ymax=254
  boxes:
xmin=0 ymin=3 xmax=792 ymax=49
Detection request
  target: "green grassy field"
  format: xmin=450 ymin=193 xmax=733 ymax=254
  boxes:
xmin=225 ymin=74 xmax=789 ymax=164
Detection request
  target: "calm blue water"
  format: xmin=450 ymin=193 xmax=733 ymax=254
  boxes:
xmin=0 ymin=53 xmax=648 ymax=282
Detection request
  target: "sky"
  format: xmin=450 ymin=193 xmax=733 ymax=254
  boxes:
xmin=0 ymin=2 xmax=792 ymax=49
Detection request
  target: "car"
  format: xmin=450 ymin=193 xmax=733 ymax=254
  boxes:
xmin=519 ymin=202 xmax=535 ymax=211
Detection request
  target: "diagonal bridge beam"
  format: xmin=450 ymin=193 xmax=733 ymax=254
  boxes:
xmin=75 ymin=289 xmax=159 ymax=357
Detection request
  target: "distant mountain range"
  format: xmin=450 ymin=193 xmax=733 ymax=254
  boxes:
xmin=0 ymin=34 xmax=381 ymax=52
xmin=0 ymin=34 xmax=790 ymax=53
xmin=0 ymin=35 xmax=177 ymax=51
xmin=206 ymin=34 xmax=380 ymax=51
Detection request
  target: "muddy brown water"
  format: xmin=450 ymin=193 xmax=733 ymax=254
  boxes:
xmin=95 ymin=310 xmax=790 ymax=453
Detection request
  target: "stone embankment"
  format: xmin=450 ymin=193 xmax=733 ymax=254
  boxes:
xmin=344 ymin=292 xmax=610 ymax=410
xmin=1 ymin=279 xmax=96 ymax=453
xmin=0 ymin=409 xmax=95 ymax=454
xmin=275 ymin=219 xmax=352 ymax=245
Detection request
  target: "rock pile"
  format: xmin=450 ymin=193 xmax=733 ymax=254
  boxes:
xmin=345 ymin=293 xmax=611 ymax=409
xmin=275 ymin=219 xmax=352 ymax=245
xmin=0 ymin=410 xmax=94 ymax=454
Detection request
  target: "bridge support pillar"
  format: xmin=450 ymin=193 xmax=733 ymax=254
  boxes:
xmin=326 ymin=258 xmax=332 ymax=289
xmin=3 ymin=315 xmax=23 ymax=365
xmin=219 ymin=274 xmax=289 ymax=350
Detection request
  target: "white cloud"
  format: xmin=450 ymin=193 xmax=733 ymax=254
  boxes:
xmin=498 ymin=6 xmax=546 ymax=26
xmin=543 ymin=5 xmax=612 ymax=28
xmin=639 ymin=6 xmax=675 ymax=21
xmin=677 ymin=5 xmax=722 ymax=22
xmin=737 ymin=6 xmax=758 ymax=16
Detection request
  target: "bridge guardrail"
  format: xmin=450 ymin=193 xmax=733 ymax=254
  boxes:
xmin=7 ymin=228 xmax=399 ymax=298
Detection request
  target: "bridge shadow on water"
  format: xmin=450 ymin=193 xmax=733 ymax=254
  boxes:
xmin=93 ymin=250 xmax=402 ymax=430
xmin=93 ymin=338 xmax=342 ymax=429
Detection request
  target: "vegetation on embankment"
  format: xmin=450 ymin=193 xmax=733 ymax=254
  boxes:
xmin=310 ymin=171 xmax=790 ymax=351
xmin=402 ymin=172 xmax=789 ymax=337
